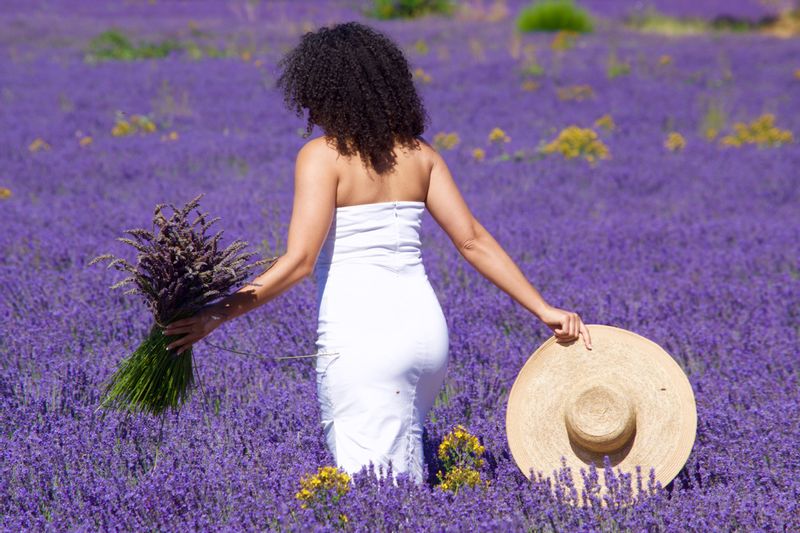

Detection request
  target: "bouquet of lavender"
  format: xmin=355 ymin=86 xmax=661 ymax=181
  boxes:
xmin=88 ymin=193 xmax=275 ymax=416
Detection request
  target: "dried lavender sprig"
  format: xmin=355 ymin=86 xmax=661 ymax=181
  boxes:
xmin=88 ymin=194 xmax=277 ymax=325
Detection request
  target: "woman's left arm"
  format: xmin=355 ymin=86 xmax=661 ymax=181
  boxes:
xmin=163 ymin=140 xmax=338 ymax=354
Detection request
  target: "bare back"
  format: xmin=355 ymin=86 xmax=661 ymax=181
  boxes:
xmin=319 ymin=136 xmax=434 ymax=208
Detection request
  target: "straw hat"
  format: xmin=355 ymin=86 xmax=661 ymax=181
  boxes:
xmin=506 ymin=324 xmax=696 ymax=503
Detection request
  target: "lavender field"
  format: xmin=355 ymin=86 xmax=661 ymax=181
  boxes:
xmin=2 ymin=0 xmax=799 ymax=530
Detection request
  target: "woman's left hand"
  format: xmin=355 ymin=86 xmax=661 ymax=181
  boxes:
xmin=162 ymin=306 xmax=226 ymax=355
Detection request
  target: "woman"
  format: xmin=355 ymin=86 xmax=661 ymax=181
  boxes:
xmin=162 ymin=21 xmax=592 ymax=486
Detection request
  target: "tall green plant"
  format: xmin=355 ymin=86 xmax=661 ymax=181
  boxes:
xmin=516 ymin=0 xmax=594 ymax=33
xmin=85 ymin=28 xmax=182 ymax=62
xmin=366 ymin=0 xmax=455 ymax=20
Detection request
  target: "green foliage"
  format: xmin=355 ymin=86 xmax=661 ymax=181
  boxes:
xmin=95 ymin=322 xmax=196 ymax=416
xmin=516 ymin=0 xmax=594 ymax=33
xmin=625 ymin=8 xmax=762 ymax=35
xmin=85 ymin=29 xmax=182 ymax=62
xmin=522 ymin=63 xmax=544 ymax=76
xmin=606 ymin=48 xmax=631 ymax=78
xmin=365 ymin=0 xmax=456 ymax=20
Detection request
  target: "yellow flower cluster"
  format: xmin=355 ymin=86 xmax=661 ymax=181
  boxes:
xmin=112 ymin=114 xmax=157 ymax=137
xmin=28 ymin=137 xmax=50 ymax=152
xmin=551 ymin=30 xmax=578 ymax=52
xmin=413 ymin=67 xmax=432 ymax=84
xmin=658 ymin=54 xmax=673 ymax=66
xmin=0 ymin=187 xmax=11 ymax=199
xmin=437 ymin=465 xmax=489 ymax=493
xmin=521 ymin=79 xmax=540 ymax=91
xmin=542 ymin=126 xmax=610 ymax=163
xmin=664 ymin=131 xmax=686 ymax=152
xmin=488 ymin=127 xmax=510 ymax=143
xmin=438 ymin=424 xmax=486 ymax=465
xmin=556 ymin=85 xmax=594 ymax=101
xmin=704 ymin=127 xmax=719 ymax=140
xmin=433 ymin=131 xmax=460 ymax=150
xmin=294 ymin=465 xmax=351 ymax=510
xmin=414 ymin=38 xmax=429 ymax=55
xmin=472 ymin=127 xmax=512 ymax=163
xmin=720 ymin=113 xmax=793 ymax=148
xmin=161 ymin=131 xmax=179 ymax=142
xmin=593 ymin=114 xmax=615 ymax=131
xmin=794 ymin=69 xmax=800 ymax=80
xmin=436 ymin=424 xmax=488 ymax=494
xmin=79 ymin=136 xmax=93 ymax=147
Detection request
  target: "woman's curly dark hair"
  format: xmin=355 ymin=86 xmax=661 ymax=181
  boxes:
xmin=275 ymin=21 xmax=430 ymax=175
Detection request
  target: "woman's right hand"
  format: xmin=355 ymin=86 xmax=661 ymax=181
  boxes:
xmin=536 ymin=305 xmax=593 ymax=350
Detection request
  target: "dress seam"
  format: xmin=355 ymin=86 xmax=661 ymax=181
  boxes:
xmin=406 ymin=371 xmax=421 ymax=483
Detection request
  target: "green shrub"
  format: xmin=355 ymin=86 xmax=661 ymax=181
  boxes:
xmin=85 ymin=29 xmax=182 ymax=62
xmin=625 ymin=9 xmax=759 ymax=35
xmin=516 ymin=0 xmax=594 ymax=33
xmin=365 ymin=0 xmax=455 ymax=20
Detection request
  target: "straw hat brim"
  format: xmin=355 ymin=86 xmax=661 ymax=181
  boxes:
xmin=506 ymin=324 xmax=697 ymax=498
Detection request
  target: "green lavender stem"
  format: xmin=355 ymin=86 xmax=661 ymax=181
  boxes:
xmin=98 ymin=319 xmax=196 ymax=416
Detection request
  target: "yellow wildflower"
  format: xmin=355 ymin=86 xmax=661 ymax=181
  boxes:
xmin=794 ymin=68 xmax=800 ymax=80
xmin=542 ymin=126 xmax=610 ymax=163
xmin=114 ymin=114 xmax=157 ymax=136
xmin=720 ymin=113 xmax=793 ymax=148
xmin=0 ymin=187 xmax=11 ymax=199
xmin=556 ymin=85 xmax=594 ymax=102
xmin=414 ymin=39 xmax=429 ymax=54
xmin=240 ymin=50 xmax=252 ymax=62
xmin=436 ymin=424 xmax=488 ymax=493
xmin=438 ymin=424 xmax=486 ymax=468
xmin=488 ymin=127 xmax=510 ymax=143
xmin=472 ymin=147 xmax=485 ymax=161
xmin=521 ymin=79 xmax=540 ymax=91
xmin=28 ymin=138 xmax=50 ymax=152
xmin=413 ymin=67 xmax=432 ymax=84
xmin=664 ymin=132 xmax=686 ymax=152
xmin=658 ymin=54 xmax=672 ymax=66
xmin=433 ymin=132 xmax=460 ymax=150
xmin=79 ymin=136 xmax=93 ymax=147
xmin=295 ymin=465 xmax=351 ymax=510
xmin=704 ymin=127 xmax=718 ymax=141
xmin=594 ymin=114 xmax=615 ymax=132
xmin=130 ymin=114 xmax=157 ymax=133
xmin=551 ymin=30 xmax=578 ymax=52
xmin=161 ymin=131 xmax=179 ymax=142
xmin=437 ymin=466 xmax=489 ymax=494
xmin=112 ymin=120 xmax=135 ymax=137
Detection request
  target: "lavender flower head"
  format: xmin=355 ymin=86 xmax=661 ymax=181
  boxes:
xmin=87 ymin=192 xmax=276 ymax=325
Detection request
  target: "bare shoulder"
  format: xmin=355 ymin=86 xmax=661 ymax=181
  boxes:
xmin=414 ymin=135 xmax=441 ymax=174
xmin=298 ymin=135 xmax=336 ymax=160
xmin=295 ymin=136 xmax=338 ymax=179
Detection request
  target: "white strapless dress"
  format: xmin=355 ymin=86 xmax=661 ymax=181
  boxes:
xmin=313 ymin=200 xmax=449 ymax=485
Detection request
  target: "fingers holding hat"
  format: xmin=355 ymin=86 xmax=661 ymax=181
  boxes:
xmin=552 ymin=312 xmax=592 ymax=350
xmin=579 ymin=321 xmax=593 ymax=350
xmin=554 ymin=313 xmax=573 ymax=343
xmin=541 ymin=305 xmax=591 ymax=349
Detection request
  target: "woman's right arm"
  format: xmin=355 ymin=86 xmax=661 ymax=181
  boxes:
xmin=424 ymin=148 xmax=592 ymax=350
